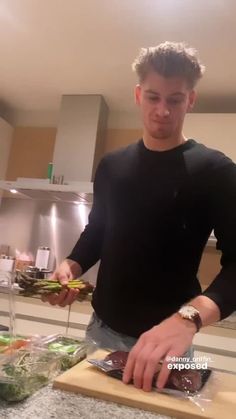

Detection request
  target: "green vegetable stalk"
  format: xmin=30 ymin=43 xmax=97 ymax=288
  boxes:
xmin=17 ymin=273 xmax=94 ymax=301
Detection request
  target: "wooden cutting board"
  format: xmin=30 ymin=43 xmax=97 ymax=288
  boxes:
xmin=53 ymin=350 xmax=236 ymax=419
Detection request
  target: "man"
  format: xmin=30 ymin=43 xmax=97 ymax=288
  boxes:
xmin=43 ymin=42 xmax=236 ymax=392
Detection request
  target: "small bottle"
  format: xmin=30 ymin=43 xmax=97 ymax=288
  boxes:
xmin=47 ymin=162 xmax=53 ymax=183
xmin=35 ymin=247 xmax=50 ymax=269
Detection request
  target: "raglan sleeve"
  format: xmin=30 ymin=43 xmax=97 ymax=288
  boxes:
xmin=67 ymin=157 xmax=108 ymax=274
xmin=202 ymin=161 xmax=236 ymax=319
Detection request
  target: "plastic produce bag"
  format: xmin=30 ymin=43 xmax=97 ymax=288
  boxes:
xmin=40 ymin=334 xmax=88 ymax=370
xmin=87 ymin=349 xmax=218 ymax=413
xmin=0 ymin=347 xmax=61 ymax=401
xmin=0 ymin=333 xmax=30 ymax=355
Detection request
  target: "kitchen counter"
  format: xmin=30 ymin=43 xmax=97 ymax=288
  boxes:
xmin=0 ymin=384 xmax=174 ymax=419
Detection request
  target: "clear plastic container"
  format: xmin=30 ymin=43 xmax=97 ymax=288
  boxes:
xmin=0 ymin=333 xmax=30 ymax=355
xmin=0 ymin=347 xmax=61 ymax=401
xmin=41 ymin=334 xmax=88 ymax=371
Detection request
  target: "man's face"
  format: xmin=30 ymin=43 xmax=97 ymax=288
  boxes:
xmin=135 ymin=72 xmax=196 ymax=141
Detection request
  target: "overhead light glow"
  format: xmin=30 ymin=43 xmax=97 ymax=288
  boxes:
xmin=77 ymin=202 xmax=88 ymax=230
xmin=10 ymin=189 xmax=18 ymax=194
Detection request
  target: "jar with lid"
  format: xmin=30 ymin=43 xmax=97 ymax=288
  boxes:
xmin=24 ymin=266 xmax=52 ymax=279
xmin=0 ymin=255 xmax=15 ymax=272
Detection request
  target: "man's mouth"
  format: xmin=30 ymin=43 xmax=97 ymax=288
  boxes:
xmin=152 ymin=120 xmax=170 ymax=125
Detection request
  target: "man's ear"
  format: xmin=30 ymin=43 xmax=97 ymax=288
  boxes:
xmin=135 ymin=84 xmax=141 ymax=105
xmin=187 ymin=90 xmax=197 ymax=111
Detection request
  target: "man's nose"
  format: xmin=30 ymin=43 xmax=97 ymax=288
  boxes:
xmin=156 ymin=101 xmax=170 ymax=117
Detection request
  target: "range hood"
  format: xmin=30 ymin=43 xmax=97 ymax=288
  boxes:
xmin=0 ymin=179 xmax=94 ymax=203
xmin=0 ymin=95 xmax=108 ymax=203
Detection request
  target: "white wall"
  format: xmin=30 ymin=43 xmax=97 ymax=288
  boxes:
xmin=184 ymin=114 xmax=236 ymax=161
xmin=108 ymin=112 xmax=236 ymax=161
xmin=0 ymin=117 xmax=13 ymax=179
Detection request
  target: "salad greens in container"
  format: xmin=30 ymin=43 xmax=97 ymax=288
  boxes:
xmin=0 ymin=332 xmax=88 ymax=402
xmin=0 ymin=347 xmax=61 ymax=402
xmin=41 ymin=334 xmax=88 ymax=371
xmin=0 ymin=333 xmax=30 ymax=355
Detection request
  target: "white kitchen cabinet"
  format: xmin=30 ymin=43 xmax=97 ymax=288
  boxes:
xmin=0 ymin=292 xmax=69 ymax=335
xmin=193 ymin=326 xmax=236 ymax=373
xmin=0 ymin=291 xmax=92 ymax=337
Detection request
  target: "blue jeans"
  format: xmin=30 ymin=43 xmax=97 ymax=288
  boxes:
xmin=86 ymin=312 xmax=137 ymax=351
xmin=86 ymin=311 xmax=194 ymax=358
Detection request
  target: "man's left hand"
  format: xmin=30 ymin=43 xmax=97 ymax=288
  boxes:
xmin=122 ymin=313 xmax=196 ymax=392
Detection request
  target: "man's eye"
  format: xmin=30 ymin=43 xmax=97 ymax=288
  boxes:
xmin=148 ymin=96 xmax=159 ymax=102
xmin=168 ymin=99 xmax=182 ymax=105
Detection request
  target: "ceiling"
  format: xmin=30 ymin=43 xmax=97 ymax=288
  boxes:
xmin=1 ymin=0 xmax=236 ymax=126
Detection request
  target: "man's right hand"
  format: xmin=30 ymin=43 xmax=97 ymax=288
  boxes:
xmin=42 ymin=259 xmax=82 ymax=307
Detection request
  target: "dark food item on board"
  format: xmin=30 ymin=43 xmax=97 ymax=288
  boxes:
xmin=17 ymin=272 xmax=94 ymax=301
xmin=168 ymin=369 xmax=203 ymax=393
xmin=104 ymin=351 xmax=129 ymax=369
xmin=90 ymin=351 xmax=212 ymax=395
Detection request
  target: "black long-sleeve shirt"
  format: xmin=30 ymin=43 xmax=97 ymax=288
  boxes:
xmin=68 ymin=139 xmax=236 ymax=338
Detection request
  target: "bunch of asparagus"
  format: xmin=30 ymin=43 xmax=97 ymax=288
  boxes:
xmin=17 ymin=272 xmax=94 ymax=301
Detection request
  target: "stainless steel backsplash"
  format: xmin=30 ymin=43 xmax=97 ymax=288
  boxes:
xmin=0 ymin=198 xmax=98 ymax=285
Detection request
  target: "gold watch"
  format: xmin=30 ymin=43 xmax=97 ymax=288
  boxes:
xmin=178 ymin=305 xmax=202 ymax=332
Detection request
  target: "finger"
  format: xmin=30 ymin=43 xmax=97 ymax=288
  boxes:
xmin=46 ymin=293 xmax=60 ymax=305
xmin=68 ymin=271 xmax=74 ymax=280
xmin=123 ymin=338 xmax=145 ymax=384
xmin=41 ymin=290 xmax=66 ymax=305
xmin=66 ymin=289 xmax=79 ymax=305
xmin=142 ymin=344 xmax=170 ymax=392
xmin=55 ymin=289 xmax=68 ymax=305
xmin=59 ymin=289 xmax=79 ymax=307
xmin=157 ymin=349 xmax=182 ymax=389
xmin=156 ymin=361 xmax=172 ymax=390
xmin=132 ymin=343 xmax=156 ymax=389
xmin=58 ymin=273 xmax=69 ymax=285
xmin=59 ymin=289 xmax=78 ymax=307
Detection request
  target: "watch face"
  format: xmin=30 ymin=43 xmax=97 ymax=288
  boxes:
xmin=178 ymin=306 xmax=202 ymax=332
xmin=179 ymin=306 xmax=197 ymax=319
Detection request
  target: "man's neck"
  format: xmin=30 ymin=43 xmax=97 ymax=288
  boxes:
xmin=143 ymin=133 xmax=187 ymax=152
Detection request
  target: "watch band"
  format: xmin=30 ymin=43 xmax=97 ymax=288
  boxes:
xmin=191 ymin=311 xmax=202 ymax=332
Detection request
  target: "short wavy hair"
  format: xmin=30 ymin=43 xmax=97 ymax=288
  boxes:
xmin=132 ymin=41 xmax=205 ymax=88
